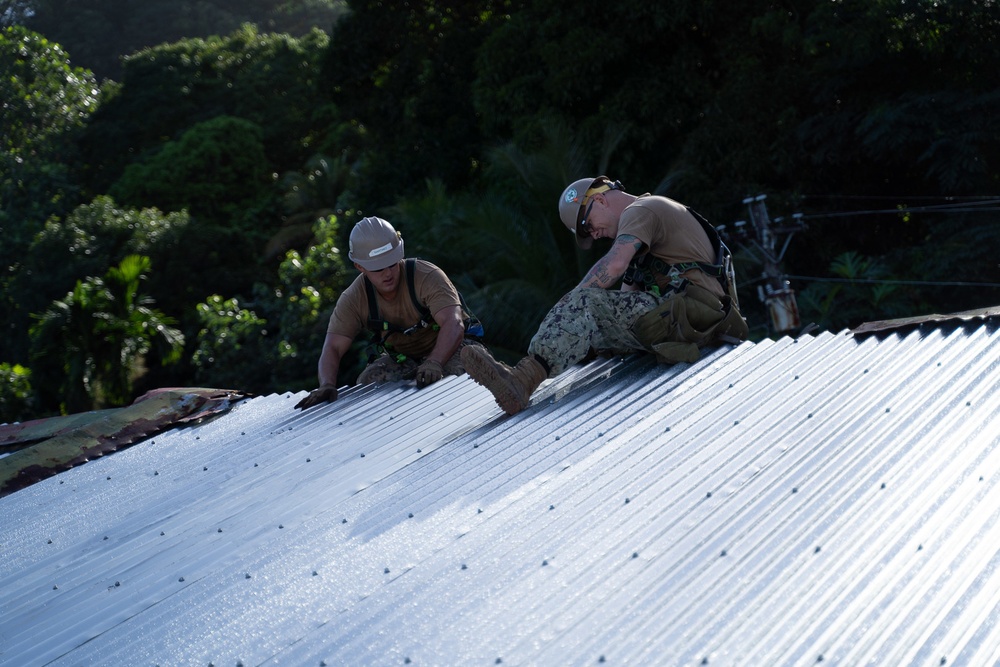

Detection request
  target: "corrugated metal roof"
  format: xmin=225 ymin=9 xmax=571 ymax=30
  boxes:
xmin=1 ymin=316 xmax=999 ymax=666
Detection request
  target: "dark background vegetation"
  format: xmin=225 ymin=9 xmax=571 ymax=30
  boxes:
xmin=2 ymin=0 xmax=999 ymax=421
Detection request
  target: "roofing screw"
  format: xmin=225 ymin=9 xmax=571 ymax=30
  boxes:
xmin=885 ymin=408 xmax=891 ymax=413
xmin=178 ymin=577 xmax=185 ymax=582
xmin=817 ymin=655 xmax=823 ymax=663
xmin=807 ymin=413 xmax=813 ymax=418
xmin=115 ymin=581 xmax=120 ymax=587
xmin=47 ymin=539 xmax=52 ymax=544
xmin=496 ymin=659 xmax=502 ymax=664
xmin=417 ymin=449 xmax=422 ymax=453
xmin=549 ymin=505 xmax=555 ymax=510
xmin=161 ymin=532 xmax=165 ymax=536
xmin=408 ymin=513 xmax=414 ymax=518
xmin=279 ymin=525 xmax=284 ymax=529
xmin=702 ymin=659 xmax=709 ymax=665
xmin=360 ymin=453 xmax=365 ymax=458
xmin=734 ymin=420 xmax=739 ymax=425
xmin=555 ymin=436 xmax=560 ymax=441
xmin=918 ymin=544 xmax=923 ymax=551
xmin=599 ymin=657 xmax=606 ymax=663
xmin=203 ymin=467 xmax=208 ymax=471
xmin=103 ymin=536 xmax=109 ymax=541
xmin=665 ymin=427 xmax=671 ymax=432
xmin=53 ymin=585 xmax=58 ymax=590
xmin=241 ymin=432 xmax=245 ymax=435
xmin=306 ymin=458 xmax=311 ymax=463
xmin=706 ymin=492 xmax=712 ymax=498
xmin=245 ymin=573 xmax=251 ymax=579
xmin=461 ymin=564 xmax=468 ymax=570
xmin=313 ymin=570 xmax=319 ymax=576
xmin=384 ymin=567 xmax=390 ymax=574
xmin=107 ymin=476 xmax=112 ymax=480
xmin=632 ymin=552 xmax=639 ymax=559
xmin=941 ymin=657 xmax=947 ymax=664
xmin=881 ymin=483 xmax=886 ymax=489
xmin=254 ymin=463 xmax=258 ymax=467
xmin=154 ymin=471 xmax=159 ymax=476
xmin=624 ymin=498 xmax=630 ymax=504
xmin=542 ymin=560 xmax=549 ymax=566
xmin=815 ymin=546 xmax=821 ymax=553
xmin=792 ymin=487 xmax=798 ymax=494
xmin=478 ymin=508 xmax=482 ymax=514
xmin=721 ymin=550 xmax=727 ymax=557
xmin=218 ymin=528 xmax=223 ymax=533
xmin=342 ymin=518 xmax=347 ymax=524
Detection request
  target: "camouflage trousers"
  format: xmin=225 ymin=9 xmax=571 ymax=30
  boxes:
xmin=358 ymin=339 xmax=482 ymax=385
xmin=527 ymin=288 xmax=661 ymax=376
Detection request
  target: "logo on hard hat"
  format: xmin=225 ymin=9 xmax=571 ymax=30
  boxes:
xmin=565 ymin=188 xmax=579 ymax=204
xmin=368 ymin=242 xmax=394 ymax=258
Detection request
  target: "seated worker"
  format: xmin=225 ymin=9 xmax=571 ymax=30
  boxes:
xmin=462 ymin=175 xmax=748 ymax=416
xmin=295 ymin=216 xmax=483 ymax=409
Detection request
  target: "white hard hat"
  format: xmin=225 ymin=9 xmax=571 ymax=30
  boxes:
xmin=348 ymin=216 xmax=404 ymax=271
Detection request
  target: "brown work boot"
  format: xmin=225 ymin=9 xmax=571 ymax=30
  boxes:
xmin=462 ymin=347 xmax=547 ymax=415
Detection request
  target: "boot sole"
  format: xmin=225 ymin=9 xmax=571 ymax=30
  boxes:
xmin=462 ymin=349 xmax=527 ymax=416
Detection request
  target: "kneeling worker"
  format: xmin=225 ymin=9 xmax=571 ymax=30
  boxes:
xmin=296 ymin=216 xmax=482 ymax=410
xmin=462 ymin=175 xmax=748 ymax=416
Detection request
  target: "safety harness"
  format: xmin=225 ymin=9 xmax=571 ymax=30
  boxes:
xmin=623 ymin=207 xmax=740 ymax=308
xmin=363 ymin=258 xmax=483 ymax=361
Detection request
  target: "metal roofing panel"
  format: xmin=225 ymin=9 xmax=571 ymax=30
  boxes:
xmin=1 ymin=320 xmax=999 ymax=666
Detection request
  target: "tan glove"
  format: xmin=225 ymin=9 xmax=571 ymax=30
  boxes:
xmin=415 ymin=359 xmax=444 ymax=388
xmin=294 ymin=383 xmax=338 ymax=410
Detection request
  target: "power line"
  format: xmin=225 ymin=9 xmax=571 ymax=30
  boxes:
xmin=797 ymin=199 xmax=1000 ymax=221
xmin=785 ymin=275 xmax=1000 ymax=289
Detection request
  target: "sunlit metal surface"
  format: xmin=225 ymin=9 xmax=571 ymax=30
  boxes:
xmin=1 ymin=319 xmax=998 ymax=666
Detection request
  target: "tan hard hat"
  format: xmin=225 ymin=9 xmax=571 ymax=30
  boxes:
xmin=348 ymin=216 xmax=404 ymax=271
xmin=557 ymin=175 xmax=615 ymax=250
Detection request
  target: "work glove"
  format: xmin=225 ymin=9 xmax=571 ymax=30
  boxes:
xmin=294 ymin=383 xmax=338 ymax=410
xmin=415 ymin=359 xmax=444 ymax=388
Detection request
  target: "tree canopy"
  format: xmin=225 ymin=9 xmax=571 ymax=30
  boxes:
xmin=2 ymin=0 xmax=999 ymax=419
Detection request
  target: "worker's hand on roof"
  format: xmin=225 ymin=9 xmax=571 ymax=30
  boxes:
xmin=415 ymin=359 xmax=444 ymax=388
xmin=294 ymin=384 xmax=338 ymax=410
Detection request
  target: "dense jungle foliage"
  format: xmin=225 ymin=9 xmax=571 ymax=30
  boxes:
xmin=2 ymin=0 xmax=999 ymax=420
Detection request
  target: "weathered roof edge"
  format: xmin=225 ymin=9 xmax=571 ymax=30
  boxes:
xmin=0 ymin=387 xmax=249 ymax=498
xmin=851 ymin=305 xmax=1000 ymax=336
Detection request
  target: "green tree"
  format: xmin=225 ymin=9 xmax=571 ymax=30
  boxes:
xmin=78 ymin=24 xmax=331 ymax=195
xmin=110 ymin=115 xmax=272 ymax=222
xmin=320 ymin=0 xmax=522 ymax=211
xmin=22 ymin=0 xmax=346 ymax=81
xmin=0 ymin=363 xmax=33 ymax=424
xmin=29 ymin=255 xmax=184 ymax=413
xmin=192 ymin=213 xmax=350 ymax=391
xmin=0 ymin=26 xmax=100 ymax=361
xmin=4 ymin=197 xmax=191 ymax=369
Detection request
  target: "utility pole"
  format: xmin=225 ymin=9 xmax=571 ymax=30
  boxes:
xmin=717 ymin=194 xmax=805 ymax=335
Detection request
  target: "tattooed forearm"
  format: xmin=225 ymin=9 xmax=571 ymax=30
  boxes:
xmin=579 ymin=257 xmax=615 ymax=288
xmin=577 ymin=235 xmax=644 ymax=289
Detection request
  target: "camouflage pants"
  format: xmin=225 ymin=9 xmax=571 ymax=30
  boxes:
xmin=527 ymin=288 xmax=661 ymax=375
xmin=357 ymin=339 xmax=482 ymax=385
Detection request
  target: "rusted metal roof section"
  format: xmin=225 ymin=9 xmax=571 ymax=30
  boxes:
xmin=852 ymin=304 xmax=1000 ymax=336
xmin=1 ymin=316 xmax=998 ymax=666
xmin=0 ymin=387 xmax=249 ymax=497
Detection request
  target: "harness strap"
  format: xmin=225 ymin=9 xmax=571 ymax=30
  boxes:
xmin=626 ymin=207 xmax=738 ymax=304
xmin=364 ymin=259 xmax=484 ymax=358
